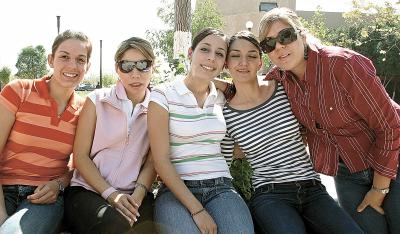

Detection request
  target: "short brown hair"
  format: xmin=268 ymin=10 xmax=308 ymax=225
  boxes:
xmin=51 ymin=30 xmax=92 ymax=61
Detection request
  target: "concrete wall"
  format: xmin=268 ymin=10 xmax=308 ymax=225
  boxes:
xmin=202 ymin=0 xmax=345 ymax=38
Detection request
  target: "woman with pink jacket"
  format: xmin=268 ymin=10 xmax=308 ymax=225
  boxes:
xmin=64 ymin=37 xmax=156 ymax=233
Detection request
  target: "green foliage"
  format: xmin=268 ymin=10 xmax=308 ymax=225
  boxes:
xmin=75 ymin=90 xmax=90 ymax=97
xmin=101 ymin=74 xmax=117 ymax=88
xmin=338 ymin=1 xmax=400 ymax=78
xmin=229 ymin=158 xmax=253 ymax=201
xmin=171 ymin=53 xmax=188 ymax=75
xmin=192 ymin=0 xmax=224 ymax=36
xmin=85 ymin=73 xmax=117 ymax=88
xmin=0 ymin=66 xmax=12 ymax=89
xmin=15 ymin=45 xmax=48 ymax=79
xmin=261 ymin=54 xmax=271 ymax=73
xmin=146 ymin=0 xmax=175 ymax=63
xmin=301 ymin=6 xmax=332 ymax=44
xmin=302 ymin=0 xmax=400 ymax=102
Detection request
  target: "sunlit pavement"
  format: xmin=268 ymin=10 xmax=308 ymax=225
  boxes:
xmin=320 ymin=174 xmax=337 ymax=200
xmin=302 ymin=146 xmax=338 ymax=201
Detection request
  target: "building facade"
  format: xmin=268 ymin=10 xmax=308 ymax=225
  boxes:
xmin=201 ymin=0 xmax=345 ymax=37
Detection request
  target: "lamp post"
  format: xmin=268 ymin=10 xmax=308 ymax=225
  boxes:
xmin=99 ymin=39 xmax=103 ymax=88
xmin=56 ymin=16 xmax=61 ymax=34
xmin=245 ymin=21 xmax=254 ymax=32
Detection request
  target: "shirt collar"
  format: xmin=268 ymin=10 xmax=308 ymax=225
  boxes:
xmin=34 ymin=75 xmax=81 ymax=110
xmin=174 ymin=75 xmax=218 ymax=98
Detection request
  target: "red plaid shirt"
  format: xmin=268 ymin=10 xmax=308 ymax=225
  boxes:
xmin=265 ymin=43 xmax=400 ymax=179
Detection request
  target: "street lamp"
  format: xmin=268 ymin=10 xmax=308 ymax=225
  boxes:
xmin=245 ymin=21 xmax=254 ymax=32
xmin=99 ymin=39 xmax=103 ymax=88
xmin=56 ymin=16 xmax=61 ymax=34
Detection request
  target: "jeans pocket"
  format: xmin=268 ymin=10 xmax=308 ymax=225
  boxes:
xmin=253 ymin=184 xmax=272 ymax=198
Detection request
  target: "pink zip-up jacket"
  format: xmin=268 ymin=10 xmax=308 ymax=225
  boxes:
xmin=70 ymin=81 xmax=150 ymax=194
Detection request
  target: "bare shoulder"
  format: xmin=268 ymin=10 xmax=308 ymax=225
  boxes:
xmin=259 ymin=79 xmax=276 ymax=97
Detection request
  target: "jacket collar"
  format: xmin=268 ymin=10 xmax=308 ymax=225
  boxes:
xmin=100 ymin=80 xmax=150 ymax=112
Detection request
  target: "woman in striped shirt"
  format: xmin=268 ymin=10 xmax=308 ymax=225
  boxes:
xmin=220 ymin=30 xmax=362 ymax=233
xmin=0 ymin=30 xmax=91 ymax=233
xmin=257 ymin=7 xmax=400 ymax=233
xmin=148 ymin=28 xmax=253 ymax=234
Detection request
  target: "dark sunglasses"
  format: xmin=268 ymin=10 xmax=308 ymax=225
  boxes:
xmin=260 ymin=28 xmax=298 ymax=53
xmin=117 ymin=60 xmax=152 ymax=73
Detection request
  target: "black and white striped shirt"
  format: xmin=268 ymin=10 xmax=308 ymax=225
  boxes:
xmin=221 ymin=83 xmax=320 ymax=189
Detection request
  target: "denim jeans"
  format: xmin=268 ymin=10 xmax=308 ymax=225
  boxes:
xmin=64 ymin=186 xmax=156 ymax=234
xmin=154 ymin=177 xmax=253 ymax=234
xmin=0 ymin=185 xmax=64 ymax=234
xmin=249 ymin=179 xmax=363 ymax=234
xmin=335 ymin=162 xmax=400 ymax=234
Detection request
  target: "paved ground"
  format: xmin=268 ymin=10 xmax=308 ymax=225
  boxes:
xmin=320 ymin=174 xmax=337 ymax=200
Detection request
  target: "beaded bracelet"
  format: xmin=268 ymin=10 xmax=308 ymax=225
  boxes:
xmin=191 ymin=208 xmax=206 ymax=217
xmin=134 ymin=182 xmax=149 ymax=193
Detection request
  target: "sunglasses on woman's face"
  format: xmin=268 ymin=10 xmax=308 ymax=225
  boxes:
xmin=117 ymin=60 xmax=152 ymax=73
xmin=260 ymin=28 xmax=298 ymax=53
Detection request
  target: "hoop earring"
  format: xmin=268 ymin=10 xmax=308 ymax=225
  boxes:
xmin=304 ymin=44 xmax=309 ymax=60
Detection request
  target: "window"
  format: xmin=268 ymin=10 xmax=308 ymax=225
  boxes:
xmin=259 ymin=2 xmax=278 ymax=12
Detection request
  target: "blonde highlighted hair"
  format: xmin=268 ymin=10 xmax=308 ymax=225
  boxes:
xmin=258 ymin=7 xmax=305 ymax=42
xmin=258 ymin=7 xmax=322 ymax=46
xmin=114 ymin=37 xmax=155 ymax=63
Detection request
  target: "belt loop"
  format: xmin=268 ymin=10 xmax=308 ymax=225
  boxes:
xmin=270 ymin=183 xmax=275 ymax=190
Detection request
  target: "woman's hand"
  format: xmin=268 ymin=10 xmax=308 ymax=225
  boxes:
xmin=358 ymin=172 xmax=391 ymax=215
xmin=107 ymin=192 xmax=140 ymax=226
xmin=357 ymin=189 xmax=386 ymax=214
xmin=192 ymin=209 xmax=217 ymax=234
xmin=27 ymin=180 xmax=60 ymax=204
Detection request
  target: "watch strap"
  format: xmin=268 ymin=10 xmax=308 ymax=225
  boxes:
xmin=371 ymin=185 xmax=390 ymax=194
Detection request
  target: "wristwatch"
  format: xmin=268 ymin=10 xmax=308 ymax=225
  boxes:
xmin=371 ymin=185 xmax=390 ymax=194
xmin=55 ymin=179 xmax=65 ymax=193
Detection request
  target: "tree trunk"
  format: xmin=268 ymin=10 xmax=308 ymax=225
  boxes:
xmin=174 ymin=0 xmax=192 ymax=59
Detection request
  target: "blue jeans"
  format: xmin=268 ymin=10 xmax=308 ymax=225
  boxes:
xmin=249 ymin=179 xmax=363 ymax=234
xmin=154 ymin=177 xmax=253 ymax=234
xmin=0 ymin=185 xmax=63 ymax=234
xmin=335 ymin=162 xmax=400 ymax=234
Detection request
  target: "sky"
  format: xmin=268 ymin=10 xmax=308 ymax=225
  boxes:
xmin=0 ymin=0 xmax=174 ymax=76
xmin=0 ymin=0 xmax=398 ymax=78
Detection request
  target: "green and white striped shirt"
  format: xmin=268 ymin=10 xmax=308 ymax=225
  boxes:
xmin=150 ymin=76 xmax=231 ymax=180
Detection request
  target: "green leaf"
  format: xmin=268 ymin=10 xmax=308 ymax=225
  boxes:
xmin=229 ymin=158 xmax=253 ymax=201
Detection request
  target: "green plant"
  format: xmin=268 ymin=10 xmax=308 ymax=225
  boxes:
xmin=15 ymin=45 xmax=48 ymax=79
xmin=0 ymin=66 xmax=12 ymax=90
xmin=229 ymin=158 xmax=253 ymax=201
